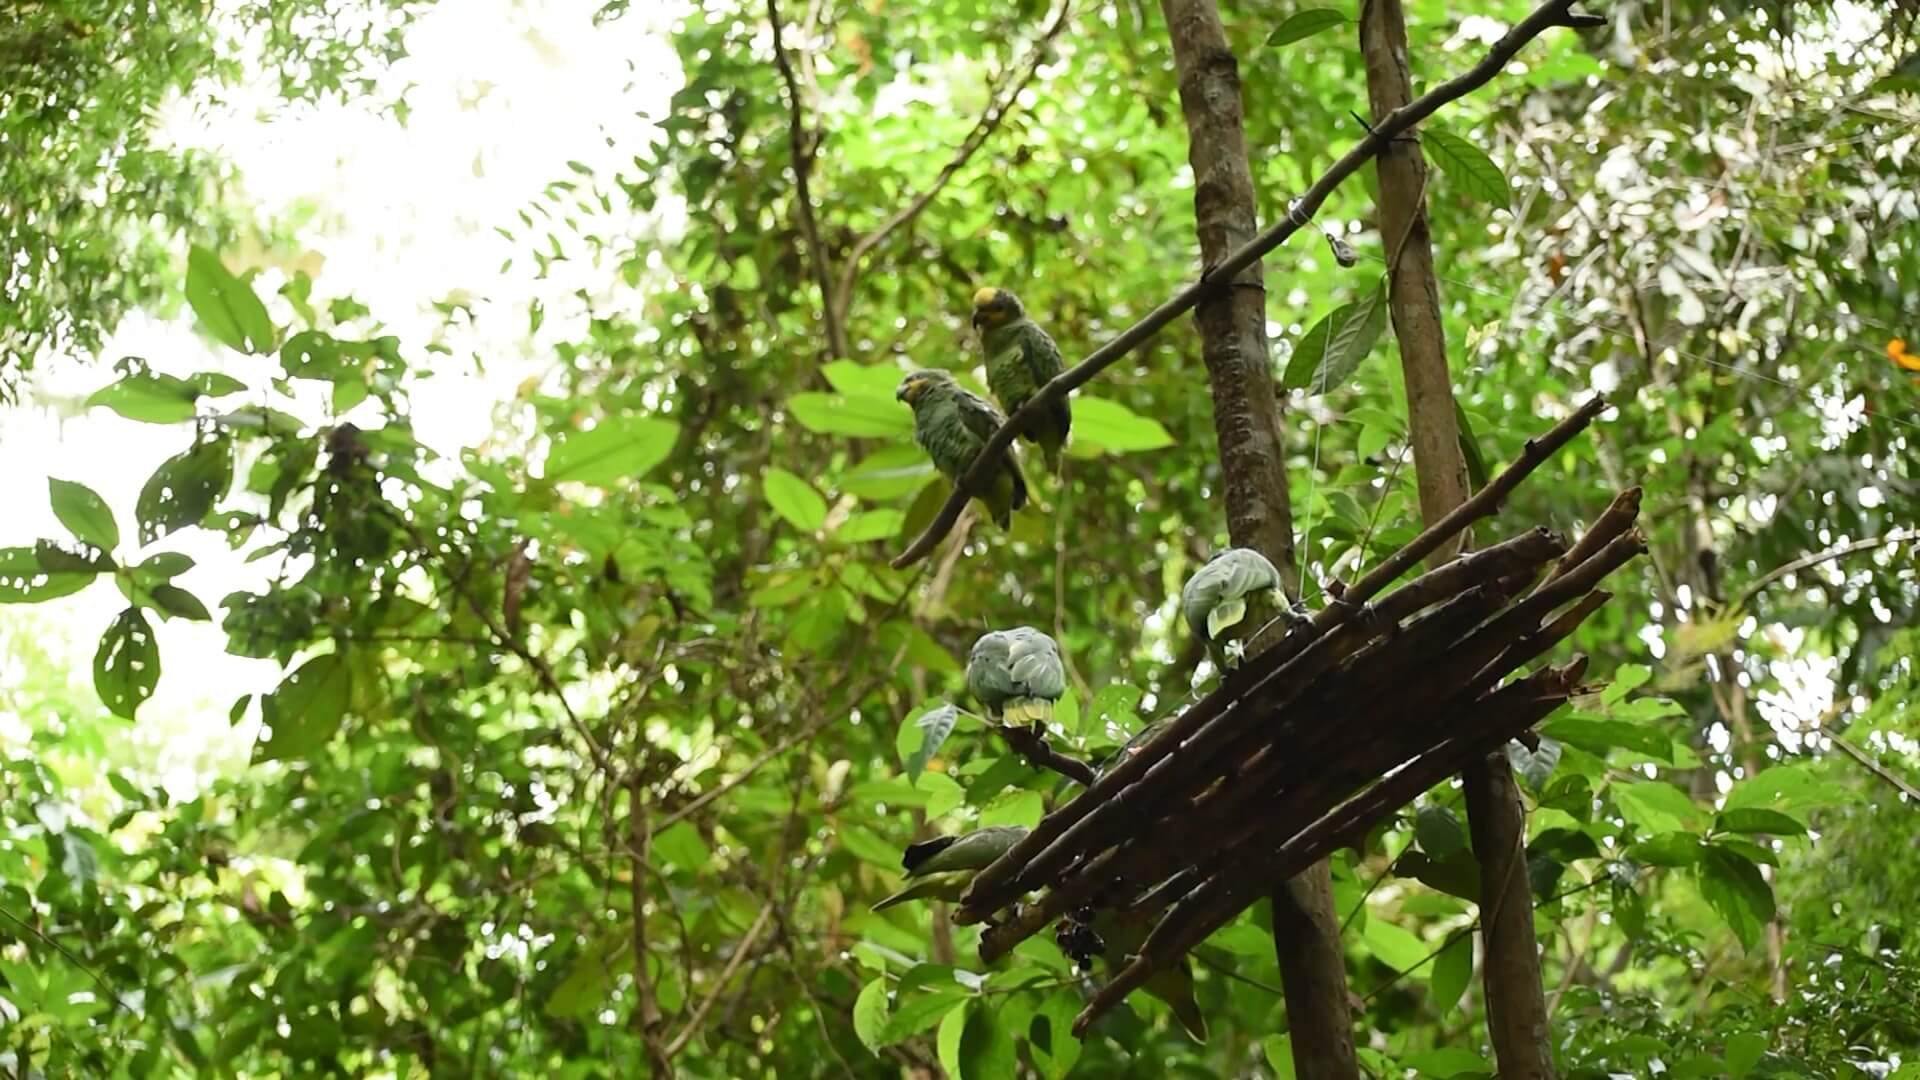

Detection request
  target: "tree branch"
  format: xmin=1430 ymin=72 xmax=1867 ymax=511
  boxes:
xmin=767 ymin=0 xmax=848 ymax=358
xmin=827 ymin=0 xmax=1074 ymax=330
xmin=1731 ymin=529 xmax=1918 ymax=617
xmin=891 ymin=0 xmax=1605 ymax=568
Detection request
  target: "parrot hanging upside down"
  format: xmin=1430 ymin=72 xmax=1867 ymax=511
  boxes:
xmin=871 ymin=825 xmax=1029 ymax=912
xmin=967 ymin=626 xmax=1067 ymax=732
xmin=1181 ymin=547 xmax=1310 ymax=670
xmin=895 ymin=368 xmax=1030 ymax=529
xmin=972 ymin=287 xmax=1072 ymax=474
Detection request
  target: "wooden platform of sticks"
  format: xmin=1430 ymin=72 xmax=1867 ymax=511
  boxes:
xmin=952 ymin=394 xmax=1644 ymax=1037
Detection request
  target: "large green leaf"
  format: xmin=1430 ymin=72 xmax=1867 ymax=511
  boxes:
xmin=135 ymin=439 xmax=232 ymax=545
xmin=1422 ymin=128 xmax=1513 ymax=210
xmin=1696 ymin=846 xmax=1775 ymax=952
xmin=0 ymin=545 xmax=99 ymax=604
xmin=93 ymin=607 xmax=159 ymax=719
xmin=787 ymin=391 xmax=914 ymax=438
xmin=1266 ymin=8 xmax=1349 ymax=47
xmin=185 ymin=246 xmax=277 ymax=354
xmin=1072 ymin=395 xmax=1175 ymax=454
xmin=852 ymin=976 xmax=890 ymax=1054
xmin=1283 ymin=284 xmax=1388 ymax=393
xmin=257 ymin=653 xmax=354 ymax=761
xmin=763 ymin=467 xmax=829 ymax=531
xmin=545 ymin=415 xmax=679 ymax=487
xmin=85 ymin=371 xmax=203 ymax=423
xmin=49 ymin=478 xmax=119 ymax=551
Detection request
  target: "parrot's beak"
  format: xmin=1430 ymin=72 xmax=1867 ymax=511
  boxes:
xmin=895 ymin=382 xmax=913 ymax=402
xmin=970 ymin=311 xmax=985 ymax=330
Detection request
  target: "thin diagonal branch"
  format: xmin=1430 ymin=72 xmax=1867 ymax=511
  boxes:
xmin=664 ymin=902 xmax=778 ymax=1058
xmin=891 ymin=0 xmax=1604 ymax=569
xmin=827 ymin=0 xmax=1074 ymax=329
xmin=1731 ymin=529 xmax=1918 ymax=617
xmin=768 ymin=0 xmax=847 ymax=358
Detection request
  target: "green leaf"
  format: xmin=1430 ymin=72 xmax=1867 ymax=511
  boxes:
xmin=1422 ymin=129 xmax=1512 ymax=210
xmin=882 ymin=989 xmax=969 ymax=1043
xmin=545 ymin=946 xmax=615 ymax=1018
xmin=1454 ymin=400 xmax=1489 ymax=490
xmin=0 ymin=546 xmax=98 ymax=604
xmin=763 ymin=467 xmax=829 ymax=532
xmin=1030 ymin=991 xmax=1082 ymax=1079
xmin=1542 ymin=714 xmax=1673 ymax=762
xmin=1415 ymin=805 xmax=1467 ymax=859
xmin=1610 ymin=780 xmax=1703 ymax=835
xmin=823 ymin=361 xmax=907 ymax=398
xmin=1429 ymin=932 xmax=1472 ymax=1017
xmin=840 ymin=825 xmax=900 ymax=870
xmin=544 ymin=415 xmax=679 ymax=487
xmin=1626 ymin=831 xmax=1705 ymax=867
xmin=136 ymin=439 xmax=232 ymax=545
xmin=652 ymin=821 xmax=710 ymax=872
xmin=1072 ymin=396 xmax=1175 ymax=454
xmin=1603 ymin=664 xmax=1653 ymax=704
xmin=1723 ymin=764 xmax=1853 ymax=815
xmin=937 ymin=999 xmax=969 ymax=1080
xmin=1696 ymin=847 xmax=1775 ymax=952
xmin=1362 ymin=918 xmax=1429 ymax=974
xmin=49 ymin=478 xmax=119 ymax=550
xmin=257 ymin=653 xmax=353 ymax=761
xmin=835 ymin=509 xmax=905 ymax=542
xmin=842 ymin=446 xmax=937 ymax=500
xmin=958 ymin=1000 xmax=1018 ymax=1080
xmin=853 ymin=976 xmax=890 ymax=1054
xmin=149 ymin=584 xmax=212 ymax=621
xmin=85 ymin=372 xmax=202 ymax=423
xmin=787 ymin=392 xmax=914 ymax=438
xmin=1724 ymin=1031 xmax=1767 ymax=1078
xmin=1284 ymin=286 xmax=1388 ymax=393
xmin=1265 ymin=8 xmax=1350 ymax=47
xmin=1403 ymin=1046 xmax=1493 ymax=1078
xmin=904 ymin=703 xmax=960 ymax=784
xmin=133 ymin=552 xmax=195 ymax=583
xmin=93 ymin=607 xmax=159 ymax=719
xmin=1713 ymin=807 xmax=1806 ymax=837
xmin=1263 ymin=1034 xmax=1297 ymax=1080
xmin=185 ymin=246 xmax=277 ymax=354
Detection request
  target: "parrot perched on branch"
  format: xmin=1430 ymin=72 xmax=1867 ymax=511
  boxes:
xmin=872 ymin=825 xmax=1029 ymax=912
xmin=972 ymin=287 xmax=1071 ymax=473
xmin=1181 ymin=547 xmax=1304 ymax=670
xmin=966 ymin=626 xmax=1067 ymax=732
xmin=895 ymin=368 xmax=1029 ymax=528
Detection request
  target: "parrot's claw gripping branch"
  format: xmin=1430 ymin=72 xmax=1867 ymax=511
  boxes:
xmin=948 ymin=401 xmax=1644 ymax=1037
xmin=890 ymin=0 xmax=1605 ymax=571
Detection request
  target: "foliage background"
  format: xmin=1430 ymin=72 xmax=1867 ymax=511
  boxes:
xmin=1 ymin=0 xmax=1917 ymax=1077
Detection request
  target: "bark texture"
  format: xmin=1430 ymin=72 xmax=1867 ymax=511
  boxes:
xmin=1361 ymin=0 xmax=1556 ymax=1075
xmin=1161 ymin=0 xmax=1354 ymax=1074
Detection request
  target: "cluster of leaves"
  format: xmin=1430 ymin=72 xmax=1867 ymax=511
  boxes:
xmin=0 ymin=0 xmax=425 ymax=394
xmin=1 ymin=0 xmax=1918 ymax=1077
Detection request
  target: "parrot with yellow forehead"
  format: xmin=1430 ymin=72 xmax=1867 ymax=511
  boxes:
xmin=895 ymin=368 xmax=1029 ymax=529
xmin=971 ymin=286 xmax=1072 ymax=473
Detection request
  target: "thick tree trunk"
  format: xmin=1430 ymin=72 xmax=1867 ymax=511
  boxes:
xmin=1359 ymin=1 xmax=1557 ymax=1076
xmin=1160 ymin=1 xmax=1357 ymax=1075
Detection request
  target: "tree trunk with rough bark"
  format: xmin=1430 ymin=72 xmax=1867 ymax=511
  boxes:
xmin=1360 ymin=1 xmax=1557 ymax=1076
xmin=1160 ymin=1 xmax=1357 ymax=1075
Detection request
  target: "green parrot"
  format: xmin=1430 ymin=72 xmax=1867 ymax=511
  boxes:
xmin=872 ymin=825 xmax=1029 ymax=912
xmin=895 ymin=368 xmax=1029 ymax=529
xmin=972 ymin=287 xmax=1071 ymax=473
xmin=1181 ymin=547 xmax=1303 ymax=670
xmin=967 ymin=626 xmax=1068 ymax=732
xmin=1090 ymin=907 xmax=1208 ymax=1043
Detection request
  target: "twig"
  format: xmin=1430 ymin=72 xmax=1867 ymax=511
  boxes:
xmin=767 ymin=0 xmax=847 ymax=358
xmin=999 ymin=723 xmax=1098 ymax=786
xmin=629 ymin=772 xmax=673 ymax=1076
xmin=892 ymin=0 xmax=1606 ymax=568
xmin=1730 ymin=529 xmax=1918 ymax=617
xmin=828 ymin=0 xmax=1074 ymax=329
xmin=664 ymin=902 xmax=778 ymax=1057
xmin=0 ymin=905 xmax=126 ymax=1014
xmin=1829 ymin=734 xmax=1920 ymax=802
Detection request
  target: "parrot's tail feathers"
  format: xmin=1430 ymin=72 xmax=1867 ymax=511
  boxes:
xmin=1007 ymin=698 xmax=1052 ymax=729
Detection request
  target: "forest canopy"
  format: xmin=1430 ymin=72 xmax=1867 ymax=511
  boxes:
xmin=1 ymin=0 xmax=1918 ymax=1077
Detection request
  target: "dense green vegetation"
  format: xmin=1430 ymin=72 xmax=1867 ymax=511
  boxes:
xmin=1 ymin=0 xmax=1917 ymax=1076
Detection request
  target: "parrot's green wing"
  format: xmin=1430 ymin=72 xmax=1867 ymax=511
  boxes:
xmin=873 ymin=873 xmax=969 ymax=911
xmin=1005 ymin=629 xmax=1067 ymax=701
xmin=966 ymin=632 xmax=1017 ymax=716
xmin=902 ymin=825 xmax=1029 ymax=875
xmin=947 ymin=388 xmax=1029 ymax=523
xmin=1205 ymin=597 xmax=1248 ymax=640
